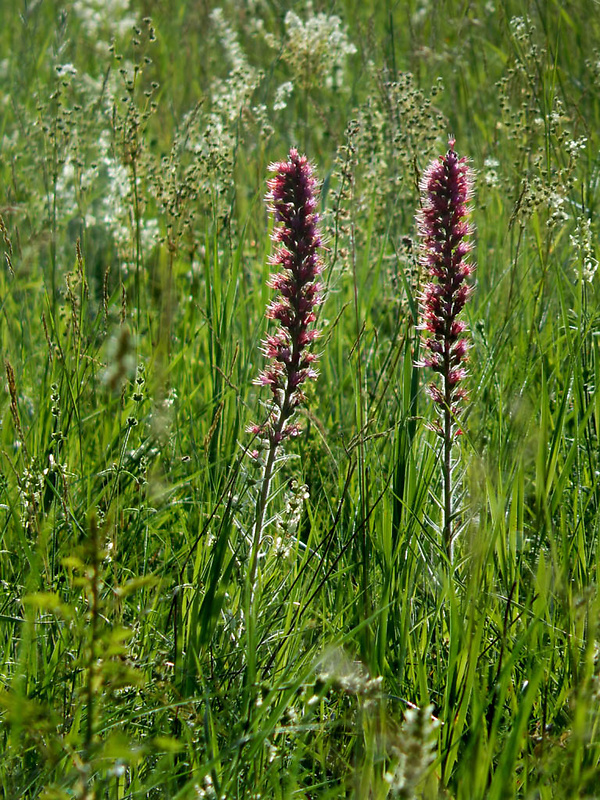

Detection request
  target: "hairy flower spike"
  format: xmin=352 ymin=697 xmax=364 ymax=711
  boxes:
xmin=246 ymin=149 xmax=324 ymax=612
xmin=251 ymin=148 xmax=323 ymax=446
xmin=417 ymin=137 xmax=474 ymax=422
xmin=416 ymin=138 xmax=475 ymax=561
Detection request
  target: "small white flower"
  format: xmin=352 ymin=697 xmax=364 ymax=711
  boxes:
xmin=273 ymin=81 xmax=294 ymax=111
xmin=272 ymin=3 xmax=356 ymax=90
xmin=55 ymin=63 xmax=77 ymax=78
xmin=566 ymin=136 xmax=587 ymax=155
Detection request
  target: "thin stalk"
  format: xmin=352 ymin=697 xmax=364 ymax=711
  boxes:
xmin=350 ymin=217 xmax=371 ymax=657
xmin=84 ymin=515 xmax=100 ymax=762
xmin=131 ymin=157 xmax=142 ymax=333
xmin=245 ymin=344 xmax=303 ymax=694
xmin=247 ymin=436 xmax=277 ymax=597
xmin=443 ymin=374 xmax=453 ymax=562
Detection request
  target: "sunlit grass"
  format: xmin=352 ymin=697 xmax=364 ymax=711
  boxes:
xmin=1 ymin=0 xmax=600 ymax=797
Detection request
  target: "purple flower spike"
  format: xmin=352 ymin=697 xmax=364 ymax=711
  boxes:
xmin=417 ymin=137 xmax=475 ymax=425
xmin=251 ymin=148 xmax=323 ymax=447
xmin=246 ymin=149 xmax=324 ymax=597
xmin=416 ymin=138 xmax=475 ymax=561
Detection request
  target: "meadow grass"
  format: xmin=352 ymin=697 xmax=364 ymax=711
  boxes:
xmin=1 ymin=0 xmax=600 ymax=797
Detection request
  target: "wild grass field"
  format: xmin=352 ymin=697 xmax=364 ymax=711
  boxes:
xmin=1 ymin=0 xmax=600 ymax=797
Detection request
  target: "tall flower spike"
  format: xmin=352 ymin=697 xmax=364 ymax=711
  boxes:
xmin=416 ymin=137 xmax=475 ymax=560
xmin=247 ymin=148 xmax=323 ymax=595
xmin=251 ymin=147 xmax=323 ymax=447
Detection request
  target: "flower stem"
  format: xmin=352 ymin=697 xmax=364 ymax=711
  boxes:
xmin=415 ymin=138 xmax=475 ymax=561
xmin=245 ymin=147 xmax=324 ymax=693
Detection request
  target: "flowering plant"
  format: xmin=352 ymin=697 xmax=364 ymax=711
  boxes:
xmin=247 ymin=147 xmax=323 ymax=588
xmin=249 ymin=147 xmax=323 ymax=449
xmin=416 ymin=137 xmax=475 ymax=559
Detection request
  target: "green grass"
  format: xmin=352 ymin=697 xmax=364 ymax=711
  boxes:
xmin=1 ymin=0 xmax=600 ymax=797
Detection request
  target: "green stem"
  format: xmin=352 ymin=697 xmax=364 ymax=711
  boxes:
xmin=85 ymin=516 xmax=100 ymax=762
xmin=245 ymin=379 xmax=295 ymax=697
xmin=443 ymin=344 xmax=453 ymax=564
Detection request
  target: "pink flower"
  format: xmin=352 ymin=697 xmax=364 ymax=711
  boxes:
xmin=416 ymin=137 xmax=475 ymax=560
xmin=417 ymin=138 xmax=475 ymax=425
xmin=251 ymin=148 xmax=324 ymax=446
